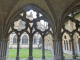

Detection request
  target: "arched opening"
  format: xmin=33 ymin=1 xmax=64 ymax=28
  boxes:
xmin=6 ymin=5 xmax=54 ymax=60
xmin=19 ymin=32 xmax=29 ymax=59
xmin=62 ymin=32 xmax=72 ymax=58
xmin=44 ymin=33 xmax=53 ymax=58
xmin=8 ymin=32 xmax=17 ymax=59
xmin=62 ymin=6 xmax=80 ymax=59
xmin=22 ymin=35 xmax=28 ymax=44
xmin=33 ymin=32 xmax=42 ymax=58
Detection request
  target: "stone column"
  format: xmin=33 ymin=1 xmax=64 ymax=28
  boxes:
xmin=1 ymin=41 xmax=2 ymax=57
xmin=2 ymin=41 xmax=3 ymax=57
xmin=28 ymin=38 xmax=33 ymax=60
xmin=16 ymin=37 xmax=20 ymax=60
xmin=0 ymin=41 xmax=1 ymax=57
xmin=3 ymin=40 xmax=5 ymax=57
xmin=1 ymin=39 xmax=6 ymax=60
xmin=3 ymin=40 xmax=5 ymax=59
xmin=42 ymin=38 xmax=45 ymax=59
xmin=53 ymin=40 xmax=56 ymax=57
xmin=53 ymin=39 xmax=64 ymax=60
xmin=71 ymin=38 xmax=76 ymax=59
xmin=0 ymin=40 xmax=2 ymax=60
xmin=6 ymin=39 xmax=9 ymax=60
xmin=5 ymin=40 xmax=8 ymax=60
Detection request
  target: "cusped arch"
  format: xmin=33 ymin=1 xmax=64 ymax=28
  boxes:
xmin=62 ymin=32 xmax=71 ymax=44
xmin=20 ymin=32 xmax=29 ymax=43
xmin=73 ymin=32 xmax=79 ymax=43
xmin=33 ymin=32 xmax=41 ymax=44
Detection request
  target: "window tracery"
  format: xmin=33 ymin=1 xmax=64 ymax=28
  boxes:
xmin=8 ymin=8 xmax=53 ymax=42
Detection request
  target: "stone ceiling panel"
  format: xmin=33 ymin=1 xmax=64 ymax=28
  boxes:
xmin=0 ymin=0 xmax=15 ymax=16
xmin=47 ymin=0 xmax=75 ymax=19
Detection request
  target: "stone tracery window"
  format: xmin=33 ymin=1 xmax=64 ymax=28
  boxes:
xmin=14 ymin=19 xmax=26 ymax=31
xmin=7 ymin=6 xmax=54 ymax=60
xmin=12 ymin=8 xmax=51 ymax=35
xmin=26 ymin=10 xmax=37 ymax=21
xmin=37 ymin=20 xmax=48 ymax=32
xmin=62 ymin=9 xmax=80 ymax=54
xmin=10 ymin=8 xmax=53 ymax=47
xmin=64 ymin=20 xmax=76 ymax=32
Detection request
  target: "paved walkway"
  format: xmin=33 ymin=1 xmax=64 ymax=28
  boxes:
xmin=8 ymin=58 xmax=80 ymax=60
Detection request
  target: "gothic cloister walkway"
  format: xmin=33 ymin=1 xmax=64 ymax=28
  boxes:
xmin=0 ymin=0 xmax=80 ymax=60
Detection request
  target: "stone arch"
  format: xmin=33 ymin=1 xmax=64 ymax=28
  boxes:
xmin=4 ymin=3 xmax=55 ymax=60
xmin=62 ymin=32 xmax=70 ymax=51
xmin=62 ymin=32 xmax=70 ymax=44
xmin=61 ymin=4 xmax=80 ymax=58
xmin=61 ymin=1 xmax=80 ymax=24
xmin=5 ymin=4 xmax=54 ymax=38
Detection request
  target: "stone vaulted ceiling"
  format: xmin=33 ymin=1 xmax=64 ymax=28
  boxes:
xmin=0 ymin=0 xmax=80 ymax=37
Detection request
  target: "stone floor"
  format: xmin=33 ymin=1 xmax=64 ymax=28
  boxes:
xmin=8 ymin=58 xmax=80 ymax=60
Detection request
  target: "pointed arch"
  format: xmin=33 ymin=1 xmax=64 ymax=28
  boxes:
xmin=5 ymin=4 xmax=55 ymax=38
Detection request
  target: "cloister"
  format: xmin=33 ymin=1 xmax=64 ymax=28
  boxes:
xmin=0 ymin=0 xmax=80 ymax=60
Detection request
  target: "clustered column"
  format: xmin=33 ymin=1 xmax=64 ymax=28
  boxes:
xmin=53 ymin=39 xmax=64 ymax=60
xmin=0 ymin=39 xmax=8 ymax=60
